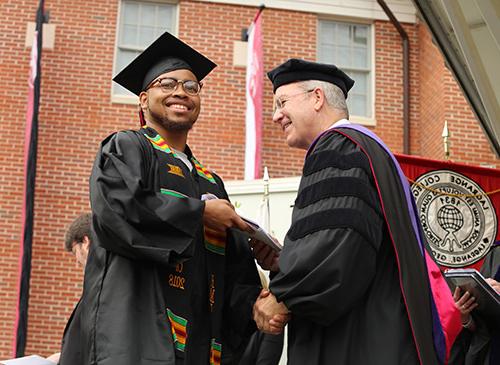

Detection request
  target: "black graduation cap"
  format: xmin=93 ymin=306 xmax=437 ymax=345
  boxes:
xmin=113 ymin=32 xmax=217 ymax=96
xmin=267 ymin=58 xmax=354 ymax=98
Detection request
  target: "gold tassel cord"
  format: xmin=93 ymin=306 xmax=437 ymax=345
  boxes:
xmin=407 ymin=178 xmax=500 ymax=199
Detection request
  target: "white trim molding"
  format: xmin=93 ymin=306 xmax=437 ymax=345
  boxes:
xmin=197 ymin=0 xmax=417 ymax=23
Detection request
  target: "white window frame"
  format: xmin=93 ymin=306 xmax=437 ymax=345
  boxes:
xmin=111 ymin=0 xmax=179 ymax=104
xmin=317 ymin=17 xmax=376 ymax=126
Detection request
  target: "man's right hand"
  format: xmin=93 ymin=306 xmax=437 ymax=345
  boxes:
xmin=203 ymin=199 xmax=253 ymax=233
xmin=250 ymin=238 xmax=280 ymax=272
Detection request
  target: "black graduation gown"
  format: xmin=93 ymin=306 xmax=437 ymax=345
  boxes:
xmin=239 ymin=331 xmax=284 ymax=365
xmin=59 ymin=128 xmax=260 ymax=365
xmin=270 ymin=128 xmax=441 ymax=365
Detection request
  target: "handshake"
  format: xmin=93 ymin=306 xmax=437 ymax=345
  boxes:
xmin=253 ymin=289 xmax=290 ymax=335
xmin=250 ymin=238 xmax=289 ymax=335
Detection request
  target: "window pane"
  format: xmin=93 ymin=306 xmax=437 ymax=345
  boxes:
xmin=122 ymin=2 xmax=138 ymax=25
xmin=141 ymin=4 xmax=156 ymax=25
xmin=349 ymin=71 xmax=367 ymax=93
xmin=318 ymin=20 xmax=371 ymax=117
xmin=337 ymin=23 xmax=350 ymax=46
xmin=336 ymin=46 xmax=351 ymax=66
xmin=121 ymin=24 xmax=138 ymax=46
xmin=348 ymin=95 xmax=367 ymax=116
xmin=318 ymin=45 xmax=335 ymax=64
xmin=155 ymin=27 xmax=165 ymax=38
xmin=116 ymin=49 xmax=140 ymax=73
xmin=138 ymin=25 xmax=156 ymax=45
xmin=158 ymin=6 xmax=173 ymax=21
xmin=348 ymin=71 xmax=371 ymax=117
xmin=319 ymin=22 xmax=335 ymax=44
xmin=353 ymin=26 xmax=367 ymax=45
xmin=352 ymin=47 xmax=368 ymax=68
xmin=114 ymin=82 xmax=134 ymax=95
xmin=114 ymin=49 xmax=141 ymax=94
xmin=158 ymin=7 xmax=174 ymax=30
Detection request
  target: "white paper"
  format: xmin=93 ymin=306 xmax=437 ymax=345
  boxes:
xmin=1 ymin=355 xmax=56 ymax=365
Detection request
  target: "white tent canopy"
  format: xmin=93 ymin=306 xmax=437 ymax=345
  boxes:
xmin=413 ymin=0 xmax=500 ymax=157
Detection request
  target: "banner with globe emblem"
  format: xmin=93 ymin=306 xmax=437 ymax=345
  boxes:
xmin=396 ymin=154 xmax=500 ymax=270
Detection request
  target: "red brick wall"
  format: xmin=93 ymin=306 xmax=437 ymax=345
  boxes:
xmin=1 ymin=0 xmax=124 ymax=358
xmin=180 ymin=3 xmax=316 ymax=179
xmin=442 ymin=71 xmax=498 ymax=165
xmin=373 ymin=20 xmax=421 ymax=154
xmin=0 ymin=0 xmax=497 ymax=359
xmin=418 ymin=21 xmax=445 ymax=159
xmin=418 ymin=22 xmax=498 ymax=165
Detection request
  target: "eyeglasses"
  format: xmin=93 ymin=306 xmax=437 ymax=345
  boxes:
xmin=147 ymin=77 xmax=203 ymax=96
xmin=274 ymin=89 xmax=314 ymax=112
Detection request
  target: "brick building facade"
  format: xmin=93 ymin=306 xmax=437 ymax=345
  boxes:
xmin=0 ymin=0 xmax=497 ymax=359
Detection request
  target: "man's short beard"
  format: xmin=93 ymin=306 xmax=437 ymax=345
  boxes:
xmin=150 ymin=110 xmax=195 ymax=131
xmin=160 ymin=119 xmax=194 ymax=131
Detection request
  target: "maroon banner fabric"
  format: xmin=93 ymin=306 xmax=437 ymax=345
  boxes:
xmin=13 ymin=0 xmax=44 ymax=357
xmin=396 ymin=154 xmax=500 ymax=271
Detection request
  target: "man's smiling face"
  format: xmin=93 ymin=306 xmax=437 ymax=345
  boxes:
xmin=141 ymin=68 xmax=201 ymax=132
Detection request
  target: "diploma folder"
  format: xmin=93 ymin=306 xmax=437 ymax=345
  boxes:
xmin=444 ymin=268 xmax=500 ymax=325
xmin=200 ymin=193 xmax=282 ymax=252
xmin=240 ymin=216 xmax=283 ymax=252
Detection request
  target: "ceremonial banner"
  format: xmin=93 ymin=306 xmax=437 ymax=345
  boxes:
xmin=244 ymin=6 xmax=264 ymax=180
xmin=13 ymin=0 xmax=45 ymax=357
xmin=397 ymin=154 xmax=500 ymax=270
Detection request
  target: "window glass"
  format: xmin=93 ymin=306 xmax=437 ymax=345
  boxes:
xmin=318 ymin=20 xmax=372 ymax=118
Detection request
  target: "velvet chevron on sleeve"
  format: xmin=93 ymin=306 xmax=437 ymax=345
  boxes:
xmin=271 ymin=132 xmax=383 ymax=325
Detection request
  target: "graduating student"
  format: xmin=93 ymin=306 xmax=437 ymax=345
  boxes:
xmin=59 ymin=32 xmax=262 ymax=365
xmin=252 ymin=58 xmax=462 ymax=364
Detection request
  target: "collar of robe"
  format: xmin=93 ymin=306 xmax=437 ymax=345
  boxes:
xmin=141 ymin=126 xmax=216 ymax=184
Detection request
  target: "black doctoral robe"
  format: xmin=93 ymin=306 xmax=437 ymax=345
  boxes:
xmin=59 ymin=127 xmax=261 ymax=365
xmin=270 ymin=126 xmax=451 ymax=364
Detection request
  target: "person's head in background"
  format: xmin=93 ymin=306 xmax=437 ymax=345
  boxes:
xmin=64 ymin=213 xmax=92 ymax=267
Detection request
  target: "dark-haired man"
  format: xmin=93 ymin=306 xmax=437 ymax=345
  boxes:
xmin=46 ymin=213 xmax=93 ymax=364
xmin=63 ymin=212 xmax=92 ymax=267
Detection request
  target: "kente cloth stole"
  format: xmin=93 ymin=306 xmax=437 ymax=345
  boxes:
xmin=167 ymin=308 xmax=188 ymax=352
xmin=141 ymin=126 xmax=225 ymax=360
xmin=210 ymin=338 xmax=222 ymax=365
